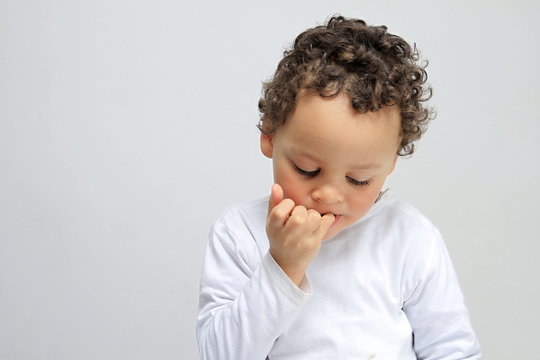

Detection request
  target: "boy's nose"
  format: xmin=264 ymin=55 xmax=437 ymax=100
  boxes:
xmin=311 ymin=185 xmax=344 ymax=205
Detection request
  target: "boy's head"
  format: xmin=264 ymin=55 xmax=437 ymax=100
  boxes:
xmin=258 ymin=16 xmax=434 ymax=239
xmin=258 ymin=15 xmax=433 ymax=157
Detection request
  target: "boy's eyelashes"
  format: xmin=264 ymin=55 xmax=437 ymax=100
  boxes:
xmin=293 ymin=164 xmax=371 ymax=187
xmin=346 ymin=177 xmax=371 ymax=187
xmin=293 ymin=164 xmax=320 ymax=177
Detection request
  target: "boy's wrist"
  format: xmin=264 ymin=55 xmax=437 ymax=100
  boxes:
xmin=272 ymin=257 xmax=307 ymax=286
xmin=283 ymin=268 xmax=305 ymax=287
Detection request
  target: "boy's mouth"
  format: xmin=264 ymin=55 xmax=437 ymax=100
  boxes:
xmin=322 ymin=213 xmax=342 ymax=226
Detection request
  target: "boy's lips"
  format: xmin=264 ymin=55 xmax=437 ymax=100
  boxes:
xmin=332 ymin=214 xmax=342 ymax=226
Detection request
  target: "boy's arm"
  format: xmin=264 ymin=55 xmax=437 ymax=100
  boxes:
xmin=402 ymin=228 xmax=481 ymax=359
xmin=196 ymin=215 xmax=311 ymax=360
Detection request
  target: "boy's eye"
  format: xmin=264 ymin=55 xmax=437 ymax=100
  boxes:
xmin=347 ymin=176 xmax=371 ymax=187
xmin=293 ymin=163 xmax=370 ymax=186
xmin=294 ymin=164 xmax=320 ymax=178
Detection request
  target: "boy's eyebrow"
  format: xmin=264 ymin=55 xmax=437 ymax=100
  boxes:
xmin=352 ymin=163 xmax=382 ymax=170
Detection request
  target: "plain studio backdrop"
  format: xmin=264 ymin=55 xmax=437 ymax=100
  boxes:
xmin=1 ymin=0 xmax=539 ymax=359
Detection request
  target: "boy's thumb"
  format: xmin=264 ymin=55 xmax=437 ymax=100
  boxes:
xmin=268 ymin=183 xmax=284 ymax=211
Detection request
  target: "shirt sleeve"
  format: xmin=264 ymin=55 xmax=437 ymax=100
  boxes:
xmin=196 ymin=215 xmax=312 ymax=360
xmin=402 ymin=227 xmax=482 ymax=359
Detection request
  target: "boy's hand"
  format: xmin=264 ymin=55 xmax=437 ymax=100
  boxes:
xmin=266 ymin=184 xmax=335 ymax=286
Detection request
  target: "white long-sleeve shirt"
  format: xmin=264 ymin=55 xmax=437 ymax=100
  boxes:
xmin=197 ymin=190 xmax=481 ymax=359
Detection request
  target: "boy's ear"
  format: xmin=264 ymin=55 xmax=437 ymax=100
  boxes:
xmin=260 ymin=134 xmax=274 ymax=159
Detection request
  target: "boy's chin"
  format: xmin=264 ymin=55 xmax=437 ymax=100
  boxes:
xmin=322 ymin=229 xmax=340 ymax=241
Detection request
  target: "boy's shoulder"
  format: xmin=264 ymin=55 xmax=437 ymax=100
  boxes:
xmin=356 ymin=189 xmax=441 ymax=238
xmin=209 ymin=197 xmax=270 ymax=255
xmin=211 ymin=197 xmax=269 ymax=239
xmin=215 ymin=197 xmax=268 ymax=224
xmin=337 ymin=190 xmax=445 ymax=267
xmin=382 ymin=192 xmax=436 ymax=225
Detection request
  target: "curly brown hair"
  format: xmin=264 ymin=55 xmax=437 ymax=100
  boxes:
xmin=258 ymin=15 xmax=434 ymax=156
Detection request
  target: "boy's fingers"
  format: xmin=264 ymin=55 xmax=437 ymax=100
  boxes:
xmin=316 ymin=213 xmax=335 ymax=237
xmin=268 ymin=183 xmax=284 ymax=212
xmin=267 ymin=198 xmax=295 ymax=228
xmin=306 ymin=209 xmax=321 ymax=223
xmin=290 ymin=205 xmax=307 ymax=218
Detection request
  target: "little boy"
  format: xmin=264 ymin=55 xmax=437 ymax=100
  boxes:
xmin=197 ymin=16 xmax=481 ymax=359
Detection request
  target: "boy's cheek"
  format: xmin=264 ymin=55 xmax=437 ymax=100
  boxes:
xmin=279 ymin=182 xmax=303 ymax=204
xmin=274 ymin=172 xmax=305 ymax=205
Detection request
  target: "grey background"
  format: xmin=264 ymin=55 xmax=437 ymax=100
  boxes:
xmin=1 ymin=0 xmax=539 ymax=359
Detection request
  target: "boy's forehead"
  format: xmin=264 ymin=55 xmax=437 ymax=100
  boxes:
xmin=275 ymin=92 xmax=401 ymax=159
xmin=285 ymin=93 xmax=401 ymax=137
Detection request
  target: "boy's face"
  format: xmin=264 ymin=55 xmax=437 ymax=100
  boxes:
xmin=261 ymin=91 xmax=401 ymax=240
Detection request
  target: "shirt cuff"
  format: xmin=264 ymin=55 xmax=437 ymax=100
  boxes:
xmin=262 ymin=252 xmax=313 ymax=302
